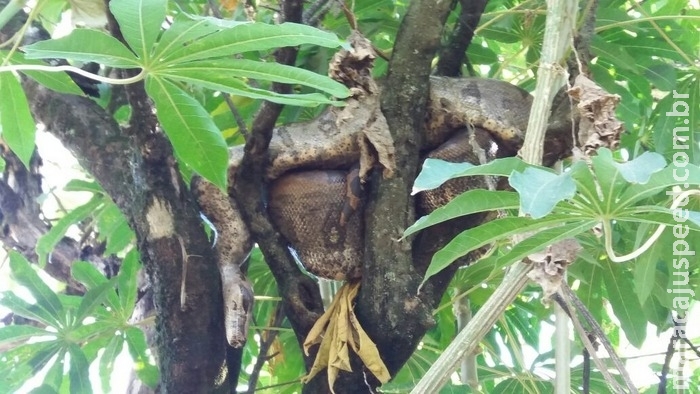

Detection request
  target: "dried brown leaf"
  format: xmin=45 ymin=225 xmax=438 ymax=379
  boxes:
xmin=301 ymin=282 xmax=390 ymax=391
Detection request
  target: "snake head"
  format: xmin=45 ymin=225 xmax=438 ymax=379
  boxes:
xmin=220 ymin=265 xmax=254 ymax=348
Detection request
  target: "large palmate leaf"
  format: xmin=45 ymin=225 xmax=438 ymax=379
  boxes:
xmin=118 ymin=250 xmax=141 ymax=319
xmin=496 ymin=220 xmax=596 ymax=265
xmin=145 ymin=76 xmax=228 ymax=189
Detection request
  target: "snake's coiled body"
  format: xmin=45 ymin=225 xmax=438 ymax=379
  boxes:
xmin=197 ymin=77 xmax=575 ymax=345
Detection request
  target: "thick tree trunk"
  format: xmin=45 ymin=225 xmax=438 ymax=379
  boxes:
xmin=22 ymin=77 xmax=229 ymax=392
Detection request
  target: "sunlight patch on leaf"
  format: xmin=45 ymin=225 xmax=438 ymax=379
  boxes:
xmin=412 ymin=157 xmax=532 ymax=194
xmin=613 ymin=151 xmax=666 ymax=184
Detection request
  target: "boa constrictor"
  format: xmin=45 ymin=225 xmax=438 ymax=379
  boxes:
xmin=194 ymin=76 xmax=574 ymax=347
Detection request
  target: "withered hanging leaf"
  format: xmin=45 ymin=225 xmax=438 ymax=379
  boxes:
xmin=301 ymin=282 xmax=390 ymax=392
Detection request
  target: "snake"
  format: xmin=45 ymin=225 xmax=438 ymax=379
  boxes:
xmin=195 ymin=76 xmax=575 ymax=346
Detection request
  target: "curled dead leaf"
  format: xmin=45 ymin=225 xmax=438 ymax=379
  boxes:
xmin=301 ymin=282 xmax=390 ymax=392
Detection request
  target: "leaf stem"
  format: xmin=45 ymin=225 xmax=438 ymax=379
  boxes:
xmin=0 ymin=0 xmax=26 ymax=33
xmin=0 ymin=63 xmax=146 ymax=85
xmin=604 ymin=189 xmax=700 ymax=263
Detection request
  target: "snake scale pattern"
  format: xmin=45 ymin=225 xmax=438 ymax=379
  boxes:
xmin=195 ymin=76 xmax=574 ymax=346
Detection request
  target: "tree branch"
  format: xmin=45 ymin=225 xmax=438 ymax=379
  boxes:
xmin=436 ymin=0 xmax=488 ymax=77
xmin=354 ymin=0 xmax=453 ymax=378
xmin=230 ymin=0 xmax=326 ymax=373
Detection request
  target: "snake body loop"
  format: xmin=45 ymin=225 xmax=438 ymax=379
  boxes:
xmin=198 ymin=77 xmax=575 ymax=343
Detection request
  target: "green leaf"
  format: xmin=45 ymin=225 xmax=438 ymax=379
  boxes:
xmin=29 ymin=384 xmax=60 ymax=394
xmin=412 ymin=157 xmax=532 ymax=194
xmin=591 ymin=149 xmax=634 ymax=212
xmin=0 ymin=291 xmax=61 ymax=328
xmin=162 ymin=59 xmax=349 ymax=98
xmin=95 ymin=203 xmax=134 ymax=255
xmin=509 ymin=167 xmax=576 ymax=219
xmin=644 ymin=63 xmax=677 ymax=92
xmin=23 ymin=29 xmax=141 ymax=68
xmin=118 ymin=250 xmax=140 ymax=318
xmin=568 ymin=160 xmax=604 ymax=213
xmin=145 ymin=76 xmax=228 ymax=189
xmin=151 ymin=15 xmax=237 ymax=61
xmin=0 ymin=72 xmax=36 ymax=168
xmin=160 ymin=69 xmax=345 ymax=107
xmin=591 ymin=36 xmax=639 ymax=73
xmin=617 ymin=206 xmax=700 ymax=230
xmin=100 ymin=334 xmax=124 ymax=393
xmin=3 ymin=51 xmax=83 ymax=95
xmin=36 ymin=196 xmax=104 ymax=266
xmin=496 ymin=220 xmax=596 ymax=265
xmin=67 ymin=344 xmax=91 ymax=394
xmin=634 ymin=233 xmax=660 ymax=305
xmin=63 ymin=179 xmax=105 ymax=194
xmin=0 ymin=341 xmax=60 ymax=390
xmin=74 ymin=278 xmax=118 ymax=323
xmin=41 ymin=347 xmax=66 ymax=391
xmin=602 ymin=259 xmax=647 ymax=347
xmin=109 ymin=0 xmax=166 ymax=61
xmin=613 ymin=151 xmax=667 ymax=183
xmin=9 ymin=251 xmax=64 ymax=326
xmin=404 ymin=190 xmax=520 ymax=238
xmin=617 ymin=164 xmax=700 ymax=209
xmin=68 ymin=321 xmax=116 ymax=346
xmin=0 ymin=324 xmax=51 ymax=346
xmin=71 ymin=261 xmax=120 ymax=312
xmin=125 ymin=327 xmax=159 ymax=388
xmin=422 ymin=215 xmax=573 ymax=285
xmin=161 ymin=22 xmax=346 ymax=64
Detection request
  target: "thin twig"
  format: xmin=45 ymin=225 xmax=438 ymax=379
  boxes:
xmin=560 ymin=283 xmax=638 ymax=393
xmin=658 ymin=331 xmax=677 ymax=394
xmin=224 ymin=95 xmax=249 ymax=139
xmin=245 ymin=306 xmax=285 ymax=393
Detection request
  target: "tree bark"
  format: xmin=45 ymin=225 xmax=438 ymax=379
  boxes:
xmin=353 ymin=0 xmax=453 ymax=383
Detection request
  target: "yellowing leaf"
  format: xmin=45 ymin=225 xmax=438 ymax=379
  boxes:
xmin=301 ymin=282 xmax=389 ymax=392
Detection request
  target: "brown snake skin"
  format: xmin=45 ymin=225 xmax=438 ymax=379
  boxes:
xmin=196 ymin=77 xmax=574 ymax=345
xmin=260 ymin=77 xmax=573 ymax=281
